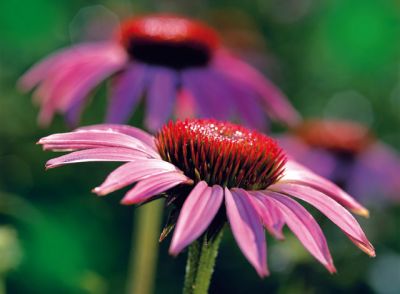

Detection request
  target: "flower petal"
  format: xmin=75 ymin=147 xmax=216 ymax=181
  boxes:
xmin=38 ymin=130 xmax=158 ymax=158
xmin=106 ymin=63 xmax=149 ymax=124
xmin=77 ymin=124 xmax=157 ymax=151
xmin=45 ymin=147 xmax=150 ymax=169
xmin=121 ymin=172 xmax=192 ymax=205
xmin=94 ymin=159 xmax=180 ymax=196
xmin=225 ymin=188 xmax=268 ymax=277
xmin=247 ymin=191 xmax=285 ymax=240
xmin=169 ymin=182 xmax=224 ymax=255
xmin=213 ymin=50 xmax=301 ymax=126
xmin=182 ymin=69 xmax=232 ymax=120
xmin=19 ymin=43 xmax=127 ymax=126
xmin=263 ymin=190 xmax=336 ymax=273
xmin=270 ymin=182 xmax=375 ymax=257
xmin=281 ymin=160 xmax=369 ymax=217
xmin=145 ymin=67 xmax=178 ymax=131
xmin=18 ymin=42 xmax=112 ymax=91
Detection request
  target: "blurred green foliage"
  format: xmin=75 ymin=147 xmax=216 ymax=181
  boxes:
xmin=1 ymin=0 xmax=400 ymax=293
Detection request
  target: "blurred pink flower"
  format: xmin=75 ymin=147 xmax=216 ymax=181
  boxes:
xmin=38 ymin=119 xmax=374 ymax=276
xmin=278 ymin=119 xmax=400 ymax=203
xmin=19 ymin=14 xmax=299 ymax=131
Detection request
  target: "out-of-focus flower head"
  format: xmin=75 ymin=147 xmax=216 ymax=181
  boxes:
xmin=38 ymin=119 xmax=374 ymax=276
xmin=278 ymin=119 xmax=400 ymax=203
xmin=19 ymin=14 xmax=300 ymax=131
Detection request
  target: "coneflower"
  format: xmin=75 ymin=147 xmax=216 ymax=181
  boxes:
xmin=38 ymin=119 xmax=374 ymax=292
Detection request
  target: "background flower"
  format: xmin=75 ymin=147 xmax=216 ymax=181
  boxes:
xmin=19 ymin=13 xmax=300 ymax=131
xmin=278 ymin=119 xmax=400 ymax=204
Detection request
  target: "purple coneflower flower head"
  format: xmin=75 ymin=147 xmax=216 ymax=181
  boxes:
xmin=278 ymin=119 xmax=400 ymax=203
xmin=38 ymin=119 xmax=374 ymax=276
xmin=19 ymin=14 xmax=300 ymax=131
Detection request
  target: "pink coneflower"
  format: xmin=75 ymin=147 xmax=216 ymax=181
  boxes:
xmin=19 ymin=14 xmax=299 ymax=131
xmin=278 ymin=119 xmax=400 ymax=203
xmin=38 ymin=119 xmax=374 ymax=276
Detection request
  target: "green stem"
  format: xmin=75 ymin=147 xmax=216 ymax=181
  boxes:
xmin=0 ymin=276 xmax=5 ymax=294
xmin=183 ymin=230 xmax=224 ymax=294
xmin=126 ymin=200 xmax=164 ymax=294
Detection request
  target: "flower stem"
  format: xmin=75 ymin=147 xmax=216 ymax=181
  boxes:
xmin=183 ymin=230 xmax=224 ymax=294
xmin=0 ymin=276 xmax=5 ymax=294
xmin=126 ymin=200 xmax=164 ymax=294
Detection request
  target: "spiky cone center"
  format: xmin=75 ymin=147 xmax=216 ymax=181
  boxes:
xmin=295 ymin=119 xmax=374 ymax=155
xmin=156 ymin=119 xmax=286 ymax=190
xmin=118 ymin=14 xmax=220 ymax=69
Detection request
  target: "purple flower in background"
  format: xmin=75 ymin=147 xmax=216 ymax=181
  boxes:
xmin=19 ymin=14 xmax=300 ymax=131
xmin=38 ymin=119 xmax=374 ymax=276
xmin=278 ymin=119 xmax=400 ymax=203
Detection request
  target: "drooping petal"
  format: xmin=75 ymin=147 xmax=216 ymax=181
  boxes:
xmin=182 ymin=68 xmax=233 ymax=120
xmin=169 ymin=182 xmax=224 ymax=255
xmin=269 ymin=183 xmax=375 ymax=257
xmin=77 ymin=124 xmax=157 ymax=151
xmin=56 ymin=45 xmax=127 ymax=111
xmin=263 ymin=190 xmax=336 ymax=273
xmin=106 ymin=63 xmax=149 ymax=124
xmin=205 ymin=68 xmax=267 ymax=130
xmin=121 ymin=172 xmax=192 ymax=205
xmin=94 ymin=159 xmax=180 ymax=195
xmin=213 ymin=49 xmax=301 ymax=126
xmin=18 ymin=43 xmax=112 ymax=91
xmin=280 ymin=160 xmax=369 ymax=217
xmin=45 ymin=147 xmax=150 ymax=169
xmin=145 ymin=67 xmax=178 ymax=131
xmin=225 ymin=188 xmax=268 ymax=277
xmin=20 ymin=43 xmax=127 ymax=126
xmin=174 ymin=89 xmax=196 ymax=119
xmin=247 ymin=191 xmax=285 ymax=240
xmin=38 ymin=130 xmax=159 ymax=158
xmin=58 ymin=59 xmax=125 ymax=126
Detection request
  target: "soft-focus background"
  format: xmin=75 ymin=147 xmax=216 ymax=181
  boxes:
xmin=1 ymin=0 xmax=400 ymax=293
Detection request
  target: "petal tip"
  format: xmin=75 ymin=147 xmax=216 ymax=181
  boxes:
xmin=120 ymin=198 xmax=133 ymax=205
xmin=168 ymin=245 xmax=181 ymax=257
xmin=353 ymin=207 xmax=370 ymax=218
xmin=327 ymin=264 xmax=337 ymax=274
xmin=256 ymin=267 xmax=270 ymax=278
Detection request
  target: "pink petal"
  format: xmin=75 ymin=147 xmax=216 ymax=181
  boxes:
xmin=121 ymin=172 xmax=192 ymax=205
xmin=169 ymin=182 xmax=224 ymax=255
xmin=145 ymin=67 xmax=178 ymax=131
xmin=77 ymin=124 xmax=157 ymax=151
xmin=94 ymin=159 xmax=180 ymax=196
xmin=38 ymin=130 xmax=159 ymax=158
xmin=19 ymin=42 xmax=124 ymax=91
xmin=20 ymin=43 xmax=127 ymax=126
xmin=45 ymin=147 xmax=150 ymax=169
xmin=174 ymin=89 xmax=196 ymax=119
xmin=281 ymin=160 xmax=369 ymax=217
xmin=247 ymin=192 xmax=285 ymax=240
xmin=106 ymin=63 xmax=149 ymax=124
xmin=263 ymin=190 xmax=336 ymax=273
xmin=225 ymin=188 xmax=268 ymax=277
xmin=182 ymin=69 xmax=233 ymax=120
xmin=213 ymin=49 xmax=301 ymax=126
xmin=269 ymin=183 xmax=375 ymax=257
